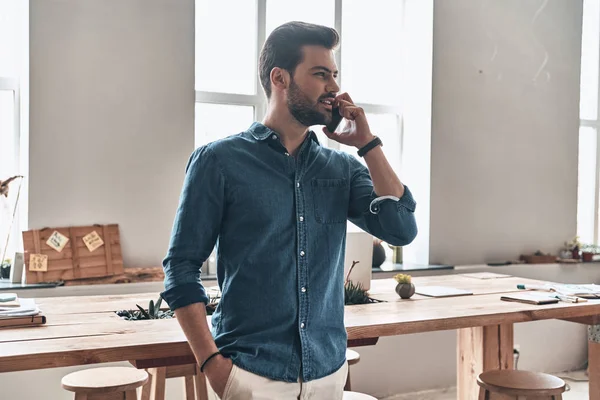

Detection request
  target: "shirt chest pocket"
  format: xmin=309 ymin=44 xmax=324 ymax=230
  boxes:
xmin=311 ymin=178 xmax=349 ymax=224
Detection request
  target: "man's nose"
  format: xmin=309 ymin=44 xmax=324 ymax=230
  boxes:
xmin=327 ymin=78 xmax=340 ymax=94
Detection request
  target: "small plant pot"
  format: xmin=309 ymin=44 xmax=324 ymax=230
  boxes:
xmin=582 ymin=252 xmax=594 ymax=262
xmin=395 ymin=283 xmax=415 ymax=299
xmin=0 ymin=265 xmax=10 ymax=279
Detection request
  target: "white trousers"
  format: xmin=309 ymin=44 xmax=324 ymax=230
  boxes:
xmin=219 ymin=361 xmax=348 ymax=400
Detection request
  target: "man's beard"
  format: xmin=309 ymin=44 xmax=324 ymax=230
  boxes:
xmin=287 ymin=80 xmax=331 ymax=127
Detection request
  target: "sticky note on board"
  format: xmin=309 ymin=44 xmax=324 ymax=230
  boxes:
xmin=82 ymin=231 xmax=104 ymax=252
xmin=29 ymin=254 xmax=48 ymax=272
xmin=46 ymin=230 xmax=69 ymax=252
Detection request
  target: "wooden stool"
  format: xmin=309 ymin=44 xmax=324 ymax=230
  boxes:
xmin=344 ymin=348 xmax=361 ymax=391
xmin=140 ymin=364 xmax=208 ymax=400
xmin=61 ymin=366 xmax=149 ymax=400
xmin=477 ymin=370 xmax=566 ymax=399
xmin=343 ymin=391 xmax=378 ymax=400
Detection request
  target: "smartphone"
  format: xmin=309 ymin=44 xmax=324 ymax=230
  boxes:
xmin=326 ymin=106 xmax=343 ymax=133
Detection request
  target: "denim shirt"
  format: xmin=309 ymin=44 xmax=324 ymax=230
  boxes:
xmin=161 ymin=122 xmax=417 ymax=383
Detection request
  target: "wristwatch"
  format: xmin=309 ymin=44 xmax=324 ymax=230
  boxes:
xmin=357 ymin=136 xmax=383 ymax=157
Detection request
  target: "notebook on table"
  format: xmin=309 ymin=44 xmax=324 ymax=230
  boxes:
xmin=415 ymin=286 xmax=473 ymax=298
xmin=500 ymin=292 xmax=559 ymax=305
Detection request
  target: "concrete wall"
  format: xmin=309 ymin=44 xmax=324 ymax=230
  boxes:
xmin=28 ymin=0 xmax=195 ymax=268
xmin=429 ymin=0 xmax=583 ymax=266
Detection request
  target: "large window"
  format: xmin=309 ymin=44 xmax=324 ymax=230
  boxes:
xmin=578 ymin=0 xmax=600 ymax=245
xmin=195 ymin=0 xmax=433 ymax=265
xmin=194 ymin=0 xmax=403 ymax=170
xmin=0 ymin=0 xmax=27 ymax=271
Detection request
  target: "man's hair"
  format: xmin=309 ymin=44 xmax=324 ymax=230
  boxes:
xmin=259 ymin=21 xmax=339 ymax=99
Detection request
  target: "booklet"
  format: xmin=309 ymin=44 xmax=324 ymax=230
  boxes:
xmin=501 ymin=292 xmax=559 ymax=305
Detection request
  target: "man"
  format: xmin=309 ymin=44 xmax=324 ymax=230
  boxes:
xmin=161 ymin=21 xmax=417 ymax=399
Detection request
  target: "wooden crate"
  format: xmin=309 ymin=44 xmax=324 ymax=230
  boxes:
xmin=22 ymin=224 xmax=124 ymax=284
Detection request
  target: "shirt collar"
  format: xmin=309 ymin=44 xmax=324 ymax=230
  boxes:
xmin=247 ymin=122 xmax=320 ymax=145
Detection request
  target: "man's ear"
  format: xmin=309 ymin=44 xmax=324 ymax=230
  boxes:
xmin=270 ymin=67 xmax=290 ymax=92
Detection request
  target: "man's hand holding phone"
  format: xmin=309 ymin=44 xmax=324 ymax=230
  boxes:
xmin=323 ymin=92 xmax=375 ymax=149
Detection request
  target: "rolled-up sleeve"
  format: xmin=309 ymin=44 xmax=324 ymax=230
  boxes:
xmin=347 ymin=156 xmax=417 ymax=246
xmin=160 ymin=145 xmax=225 ymax=311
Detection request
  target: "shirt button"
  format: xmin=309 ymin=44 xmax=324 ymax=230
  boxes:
xmin=301 ymin=287 xmax=306 ymax=293
xmin=285 ymin=152 xmax=290 ymax=156
xmin=300 ymin=251 xmax=305 ymax=257
xmin=299 ymin=216 xmax=304 ymax=222
xmin=300 ymin=322 xmax=305 ymax=329
xmin=271 ymin=135 xmax=277 ymax=140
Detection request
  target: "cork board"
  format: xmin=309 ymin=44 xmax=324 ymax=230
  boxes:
xmin=22 ymin=224 xmax=124 ymax=284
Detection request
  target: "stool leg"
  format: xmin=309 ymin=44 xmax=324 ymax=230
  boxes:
xmin=344 ymin=368 xmax=351 ymax=391
xmin=74 ymin=394 xmax=88 ymax=400
xmin=125 ymin=390 xmax=138 ymax=400
xmin=477 ymin=388 xmax=489 ymax=400
xmin=140 ymin=369 xmax=153 ymax=400
xmin=194 ymin=366 xmax=209 ymax=400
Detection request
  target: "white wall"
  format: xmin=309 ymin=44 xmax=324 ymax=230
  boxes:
xmin=429 ymin=0 xmax=583 ymax=266
xmin=28 ymin=0 xmax=195 ymax=267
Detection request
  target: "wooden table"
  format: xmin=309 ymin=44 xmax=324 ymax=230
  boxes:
xmin=0 ymin=273 xmax=599 ymax=399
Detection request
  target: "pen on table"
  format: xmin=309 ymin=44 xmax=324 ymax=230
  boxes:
xmin=554 ymin=294 xmax=587 ymax=303
xmin=516 ymin=284 xmax=549 ymax=291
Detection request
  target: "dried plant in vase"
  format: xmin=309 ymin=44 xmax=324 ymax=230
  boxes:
xmin=344 ymin=260 xmax=384 ymax=305
xmin=393 ymin=273 xmax=415 ymax=299
xmin=0 ymin=175 xmax=23 ymax=198
xmin=0 ymin=175 xmax=24 ymax=272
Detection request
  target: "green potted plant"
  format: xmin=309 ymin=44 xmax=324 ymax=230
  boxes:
xmin=0 ymin=259 xmax=11 ymax=280
xmin=581 ymin=244 xmax=598 ymax=262
xmin=116 ymin=295 xmax=220 ymax=321
xmin=393 ymin=273 xmax=415 ymax=299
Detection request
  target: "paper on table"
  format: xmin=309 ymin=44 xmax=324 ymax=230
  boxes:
xmin=462 ymin=272 xmax=512 ymax=279
xmin=0 ymin=298 xmax=40 ymax=318
xmin=415 ymin=286 xmax=473 ymax=297
xmin=541 ymin=284 xmax=600 ymax=298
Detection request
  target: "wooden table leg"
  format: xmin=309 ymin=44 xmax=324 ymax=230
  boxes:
xmin=457 ymin=324 xmax=514 ymax=400
xmin=149 ymin=367 xmax=166 ymax=400
xmin=194 ymin=365 xmax=210 ymax=400
xmin=589 ymin=325 xmax=600 ymax=400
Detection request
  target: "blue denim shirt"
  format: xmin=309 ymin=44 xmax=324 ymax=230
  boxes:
xmin=161 ymin=122 xmax=417 ymax=382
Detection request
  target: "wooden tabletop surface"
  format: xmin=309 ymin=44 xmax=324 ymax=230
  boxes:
xmin=0 ymin=273 xmax=599 ymax=373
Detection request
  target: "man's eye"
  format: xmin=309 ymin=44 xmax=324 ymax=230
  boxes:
xmin=315 ymin=72 xmax=326 ymax=77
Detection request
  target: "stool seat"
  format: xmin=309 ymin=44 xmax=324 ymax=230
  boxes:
xmin=346 ymin=349 xmax=361 ymax=365
xmin=62 ymin=367 xmax=149 ymax=394
xmin=478 ymin=370 xmax=566 ymax=397
xmin=343 ymin=391 xmax=377 ymax=400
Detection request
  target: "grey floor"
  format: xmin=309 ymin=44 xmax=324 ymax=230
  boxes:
xmin=386 ymin=370 xmax=589 ymax=400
